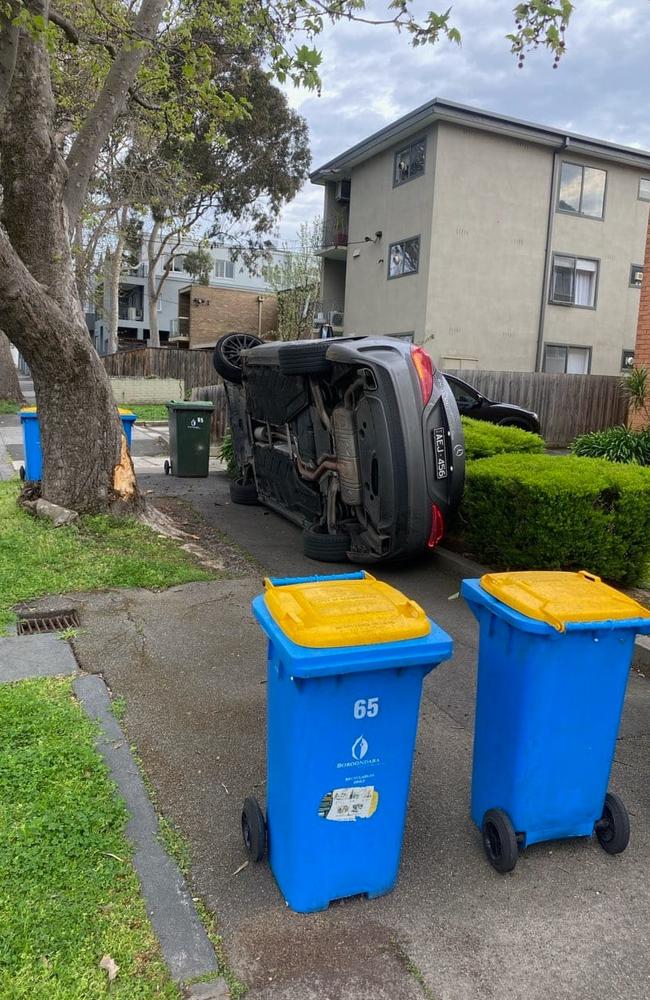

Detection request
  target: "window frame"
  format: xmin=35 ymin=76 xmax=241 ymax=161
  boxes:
xmin=556 ymin=161 xmax=607 ymax=220
xmin=170 ymin=254 xmax=186 ymax=273
xmin=549 ymin=252 xmax=600 ymax=310
xmin=638 ymin=178 xmax=650 ymax=202
xmin=387 ymin=235 xmax=421 ymax=280
xmin=621 ymin=349 xmax=636 ymax=371
xmin=630 ymin=264 xmax=644 ymax=289
xmin=393 ymin=136 xmax=427 ymax=188
xmin=214 ymin=258 xmax=234 ymax=279
xmin=543 ymin=343 xmax=593 ymax=375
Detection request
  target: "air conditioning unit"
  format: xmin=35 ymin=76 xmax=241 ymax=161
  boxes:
xmin=328 ymin=310 xmax=344 ymax=329
xmin=634 ymin=270 xmax=644 ymax=283
xmin=335 ymin=179 xmax=351 ymax=202
xmin=313 ymin=311 xmax=326 ymax=326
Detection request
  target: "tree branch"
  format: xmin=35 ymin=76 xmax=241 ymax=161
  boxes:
xmin=64 ymin=0 xmax=168 ymax=231
xmin=0 ymin=7 xmax=20 ymax=114
xmin=49 ymin=8 xmax=118 ymax=56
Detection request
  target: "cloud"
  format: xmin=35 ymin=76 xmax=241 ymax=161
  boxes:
xmin=276 ymin=0 xmax=650 ymax=240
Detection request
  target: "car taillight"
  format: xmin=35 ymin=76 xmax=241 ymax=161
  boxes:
xmin=410 ymin=345 xmax=434 ymax=405
xmin=427 ymin=503 xmax=445 ymax=549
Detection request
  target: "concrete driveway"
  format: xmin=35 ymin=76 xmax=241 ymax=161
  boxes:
xmin=65 ymin=467 xmax=650 ymax=1000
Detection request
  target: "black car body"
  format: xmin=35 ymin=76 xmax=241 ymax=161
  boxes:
xmin=444 ymin=373 xmax=540 ymax=433
xmin=215 ymin=334 xmax=465 ymax=563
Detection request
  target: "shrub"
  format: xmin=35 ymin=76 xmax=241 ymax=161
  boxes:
xmin=461 ymin=417 xmax=544 ymax=461
xmin=571 ymin=425 xmax=650 ymax=465
xmin=461 ymin=453 xmax=650 ymax=584
xmin=218 ymin=427 xmax=237 ymax=477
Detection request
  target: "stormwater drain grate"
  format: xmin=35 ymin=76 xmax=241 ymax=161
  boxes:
xmin=17 ymin=609 xmax=80 ymax=636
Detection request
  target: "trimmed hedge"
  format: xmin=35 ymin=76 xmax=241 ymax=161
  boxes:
xmin=462 ymin=453 xmax=650 ymax=584
xmin=461 ymin=417 xmax=544 ymax=461
xmin=572 ymin=425 xmax=650 ymax=465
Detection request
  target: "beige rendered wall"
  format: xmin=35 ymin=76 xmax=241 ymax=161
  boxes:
xmin=187 ymin=286 xmax=278 ymax=349
xmin=425 ymin=123 xmax=552 ymax=370
xmin=342 ymin=125 xmax=436 ymax=339
xmin=543 ymin=159 xmax=650 ymax=374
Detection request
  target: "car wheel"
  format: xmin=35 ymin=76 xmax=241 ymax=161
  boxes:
xmin=229 ymin=479 xmax=259 ymax=505
xmin=278 ymin=342 xmax=332 ymax=376
xmin=213 ymin=333 xmax=263 ymax=383
xmin=241 ymin=796 xmax=266 ymax=862
xmin=303 ymin=525 xmax=350 ymax=562
xmin=595 ymin=792 xmax=630 ymax=855
xmin=481 ymin=808 xmax=518 ymax=873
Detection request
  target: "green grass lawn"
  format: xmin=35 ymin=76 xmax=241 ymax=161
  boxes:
xmin=0 ymin=677 xmax=180 ymax=999
xmin=0 ymin=481 xmax=215 ymax=631
xmin=0 ymin=399 xmax=21 ymax=414
xmin=126 ymin=405 xmax=169 ymax=423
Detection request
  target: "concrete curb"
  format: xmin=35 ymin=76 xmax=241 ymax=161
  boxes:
xmin=434 ymin=545 xmax=487 ymax=579
xmin=73 ymin=674 xmax=220 ymax=986
xmin=0 ymin=633 xmax=79 ymax=682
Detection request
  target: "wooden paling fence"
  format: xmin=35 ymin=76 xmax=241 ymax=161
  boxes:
xmin=445 ymin=369 xmax=628 ymax=447
xmin=190 ymin=383 xmax=228 ymax=441
xmin=103 ymin=347 xmax=219 ymax=390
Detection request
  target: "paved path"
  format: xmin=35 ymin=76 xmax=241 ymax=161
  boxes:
xmin=45 ymin=466 xmax=649 ymax=1000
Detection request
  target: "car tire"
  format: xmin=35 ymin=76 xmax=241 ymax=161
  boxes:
xmin=481 ymin=808 xmax=518 ymax=873
xmin=213 ymin=333 xmax=263 ymax=383
xmin=303 ymin=525 xmax=350 ymax=562
xmin=595 ymin=792 xmax=630 ymax=855
xmin=229 ymin=479 xmax=259 ymax=505
xmin=278 ymin=342 xmax=332 ymax=376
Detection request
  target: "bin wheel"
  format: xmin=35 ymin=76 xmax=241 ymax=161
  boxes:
xmin=19 ymin=465 xmax=25 ymax=481
xmin=242 ymin=796 xmax=266 ymax=862
xmin=595 ymin=792 xmax=630 ymax=855
xmin=229 ymin=479 xmax=259 ymax=505
xmin=164 ymin=460 xmax=171 ymax=475
xmin=482 ymin=809 xmax=518 ymax=873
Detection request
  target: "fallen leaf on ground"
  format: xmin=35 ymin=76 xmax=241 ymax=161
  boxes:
xmin=232 ymin=861 xmax=249 ymax=876
xmin=99 ymin=954 xmax=119 ymax=982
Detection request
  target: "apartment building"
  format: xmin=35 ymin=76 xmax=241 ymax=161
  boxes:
xmin=311 ymin=99 xmax=650 ymax=375
xmin=93 ymin=240 xmax=283 ymax=354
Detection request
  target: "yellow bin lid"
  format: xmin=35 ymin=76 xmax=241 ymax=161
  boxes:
xmin=263 ymin=573 xmax=430 ymax=648
xmin=480 ymin=570 xmax=650 ymax=632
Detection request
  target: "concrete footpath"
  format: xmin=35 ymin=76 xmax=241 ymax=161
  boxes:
xmin=29 ymin=465 xmax=648 ymax=1000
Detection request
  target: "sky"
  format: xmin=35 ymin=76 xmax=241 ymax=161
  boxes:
xmin=275 ymin=0 xmax=650 ymax=241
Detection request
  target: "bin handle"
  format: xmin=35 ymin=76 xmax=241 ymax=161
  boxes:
xmin=578 ymin=570 xmax=601 ymax=583
xmin=504 ymin=578 xmax=566 ymax=632
xmin=264 ymin=572 xmax=370 ymax=589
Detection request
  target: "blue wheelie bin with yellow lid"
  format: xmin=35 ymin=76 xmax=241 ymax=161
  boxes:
xmin=242 ymin=571 xmax=453 ymax=913
xmin=462 ymin=570 xmax=650 ymax=873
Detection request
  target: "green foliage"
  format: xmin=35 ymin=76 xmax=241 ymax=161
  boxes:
xmin=126 ymin=404 xmax=168 ymax=422
xmin=183 ymin=247 xmax=213 ymax=285
xmin=263 ymin=218 xmax=322 ymax=340
xmin=461 ymin=416 xmax=544 ymax=461
xmin=619 ymin=365 xmax=649 ymax=422
xmin=0 ymin=399 xmax=20 ymax=414
xmin=0 ymin=677 xmax=179 ymax=999
xmin=572 ymin=426 xmax=650 ymax=465
xmin=508 ymin=2 xmax=573 ymax=68
xmin=0 ymin=481 xmax=215 ymax=630
xmin=218 ymin=428 xmax=237 ymax=478
xmin=462 ymin=453 xmax=650 ymax=584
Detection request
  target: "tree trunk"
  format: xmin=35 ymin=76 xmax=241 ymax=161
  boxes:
xmin=0 ymin=20 xmax=136 ymax=512
xmin=107 ymin=207 xmax=127 ymax=355
xmin=0 ymin=330 xmax=24 ymax=402
xmin=147 ymin=225 xmax=161 ymax=348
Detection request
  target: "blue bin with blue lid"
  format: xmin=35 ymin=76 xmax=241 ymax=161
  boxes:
xmin=461 ymin=570 xmax=650 ymax=873
xmin=19 ymin=407 xmax=136 ymax=481
xmin=243 ymin=570 xmax=453 ymax=913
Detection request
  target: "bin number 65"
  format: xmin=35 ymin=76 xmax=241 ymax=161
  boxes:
xmin=353 ymin=697 xmax=379 ymax=720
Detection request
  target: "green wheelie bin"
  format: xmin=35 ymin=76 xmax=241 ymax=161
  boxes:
xmin=164 ymin=400 xmax=214 ymax=477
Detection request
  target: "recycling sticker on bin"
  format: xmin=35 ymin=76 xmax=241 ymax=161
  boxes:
xmin=318 ymin=786 xmax=379 ymax=822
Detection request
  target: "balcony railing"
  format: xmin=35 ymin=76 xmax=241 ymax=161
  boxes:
xmin=321 ymin=222 xmax=348 ymax=250
xmin=118 ymin=306 xmax=143 ymax=321
xmin=170 ymin=316 xmax=190 ymax=337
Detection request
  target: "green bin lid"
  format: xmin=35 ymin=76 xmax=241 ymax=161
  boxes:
xmin=165 ymin=400 xmax=214 ymax=410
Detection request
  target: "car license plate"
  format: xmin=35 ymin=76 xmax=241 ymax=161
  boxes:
xmin=433 ymin=427 xmax=448 ymax=480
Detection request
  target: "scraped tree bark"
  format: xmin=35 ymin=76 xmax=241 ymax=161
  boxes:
xmin=0 ymin=331 xmax=24 ymax=402
xmin=0 ymin=0 xmax=166 ymax=511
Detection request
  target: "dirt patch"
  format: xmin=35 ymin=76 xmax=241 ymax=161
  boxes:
xmin=149 ymin=494 xmax=263 ymax=577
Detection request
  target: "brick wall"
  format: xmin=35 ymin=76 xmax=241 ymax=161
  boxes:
xmin=187 ymin=285 xmax=278 ymax=349
xmin=631 ymin=217 xmax=650 ymax=428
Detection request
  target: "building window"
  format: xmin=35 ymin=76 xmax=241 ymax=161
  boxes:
xmin=621 ymin=349 xmax=635 ymax=371
xmin=543 ymin=344 xmax=592 ymax=374
xmin=630 ymin=264 xmax=644 ymax=288
xmin=214 ymin=259 xmax=234 ymax=279
xmin=639 ymin=178 xmax=650 ymax=202
xmin=557 ymin=162 xmax=606 ymax=219
xmin=170 ymin=255 xmax=185 ymax=273
xmin=388 ymin=237 xmax=420 ymax=279
xmin=550 ymin=254 xmax=598 ymax=308
xmin=394 ymin=138 xmax=426 ymax=186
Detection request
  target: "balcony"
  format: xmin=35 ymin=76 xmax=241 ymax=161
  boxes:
xmin=318 ymin=222 xmax=349 ymax=260
xmin=118 ymin=305 xmax=143 ymax=321
xmin=169 ymin=316 xmax=190 ymax=342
